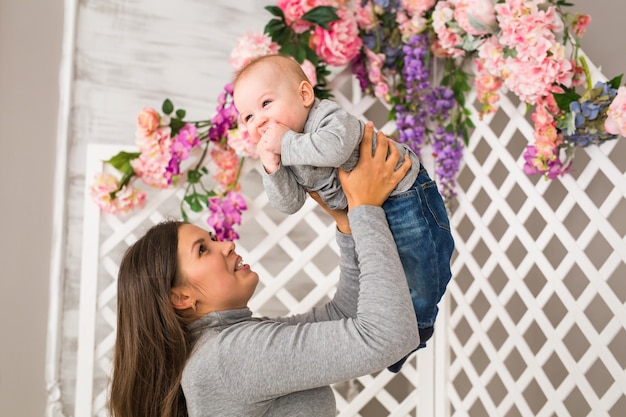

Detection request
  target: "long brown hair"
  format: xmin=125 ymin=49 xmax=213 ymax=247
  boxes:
xmin=109 ymin=220 xmax=190 ymax=417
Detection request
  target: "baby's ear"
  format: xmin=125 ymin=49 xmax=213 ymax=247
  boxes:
xmin=299 ymin=81 xmax=315 ymax=107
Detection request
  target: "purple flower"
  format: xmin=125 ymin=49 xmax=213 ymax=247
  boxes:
xmin=432 ymin=128 xmax=464 ymax=201
xmin=206 ymin=191 xmax=247 ymax=241
xmin=522 ymin=145 xmax=570 ymax=179
xmin=165 ymin=123 xmax=200 ymax=178
xmin=208 ymin=83 xmax=239 ymax=143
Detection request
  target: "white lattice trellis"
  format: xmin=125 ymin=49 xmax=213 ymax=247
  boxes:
xmin=447 ymin=56 xmax=626 ymax=416
xmin=75 ymin=61 xmax=626 ymax=417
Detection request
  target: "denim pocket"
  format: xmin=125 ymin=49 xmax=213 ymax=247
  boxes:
xmin=421 ymin=180 xmax=451 ymax=231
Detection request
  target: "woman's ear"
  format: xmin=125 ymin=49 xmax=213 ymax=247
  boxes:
xmin=299 ymin=81 xmax=315 ymax=107
xmin=170 ymin=287 xmax=191 ymax=311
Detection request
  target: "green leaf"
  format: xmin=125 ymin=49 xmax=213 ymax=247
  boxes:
xmin=314 ymin=86 xmax=333 ymax=100
xmin=187 ymin=169 xmax=203 ymax=184
xmin=176 ymin=109 xmax=186 ymax=119
xmin=502 ymin=47 xmax=517 ymax=59
xmin=608 ymin=74 xmax=623 ymax=90
xmin=106 ymin=151 xmax=140 ymax=173
xmin=184 ymin=194 xmax=203 ymax=213
xmin=462 ymin=129 xmax=470 ymax=146
xmin=280 ymin=42 xmax=307 ymax=63
xmin=525 ymin=102 xmax=532 ymax=115
xmin=265 ymin=5 xmax=285 ymax=19
xmin=559 ymin=111 xmax=577 ymax=135
xmin=264 ymin=19 xmax=287 ymax=38
xmin=115 ymin=169 xmax=135 ymax=193
xmin=170 ymin=117 xmax=186 ymax=137
xmin=301 ymin=6 xmax=339 ymax=29
xmin=305 ymin=47 xmax=319 ymax=65
xmin=460 ymin=34 xmax=483 ymax=52
xmin=553 ymin=91 xmax=580 ymax=113
xmin=162 ymin=99 xmax=174 ymax=115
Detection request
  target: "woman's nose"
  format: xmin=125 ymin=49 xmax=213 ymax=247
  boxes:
xmin=221 ymin=240 xmax=235 ymax=255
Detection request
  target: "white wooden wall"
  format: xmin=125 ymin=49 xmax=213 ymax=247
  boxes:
xmin=46 ymin=1 xmax=626 ymax=416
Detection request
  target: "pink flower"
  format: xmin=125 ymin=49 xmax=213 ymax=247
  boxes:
xmin=214 ymin=170 xmax=239 ymax=190
xmin=454 ymin=0 xmax=496 ymax=36
xmin=90 ymin=173 xmax=146 ymax=214
xmin=605 ymin=86 xmax=626 ymax=137
xmin=400 ymin=0 xmax=436 ymax=17
xmin=277 ymin=0 xmax=316 ymax=34
xmin=211 ymin=144 xmax=240 ymax=189
xmin=310 ymin=7 xmax=362 ymax=66
xmin=477 ymin=37 xmax=504 ymax=77
xmin=229 ymin=32 xmax=280 ymax=71
xmin=432 ymin=1 xmax=465 ymax=58
xmin=531 ymin=100 xmax=554 ymax=127
xmin=501 ymin=43 xmax=573 ymax=104
xmin=474 ymin=58 xmax=503 ymax=118
xmin=300 ymin=59 xmax=318 ymax=86
xmin=136 ymin=107 xmax=160 ymax=136
xmin=132 ymin=126 xmax=175 ymax=188
xmin=355 ymin=1 xmax=375 ymax=30
xmin=496 ymin=0 xmax=563 ymax=52
xmin=227 ymin=126 xmax=258 ymax=158
xmin=522 ymin=95 xmax=572 ymax=179
xmin=396 ymin=9 xmax=428 ymax=40
xmin=572 ymin=14 xmax=591 ymax=37
xmin=363 ymin=47 xmax=390 ymax=101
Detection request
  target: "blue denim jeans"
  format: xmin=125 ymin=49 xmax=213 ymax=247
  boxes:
xmin=383 ymin=164 xmax=455 ymax=372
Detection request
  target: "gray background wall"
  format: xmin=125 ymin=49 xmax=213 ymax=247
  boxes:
xmin=0 ymin=1 xmax=623 ymax=416
xmin=1 ymin=0 xmax=63 ymax=416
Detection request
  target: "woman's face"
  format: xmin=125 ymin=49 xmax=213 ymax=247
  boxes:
xmin=175 ymin=223 xmax=258 ymax=314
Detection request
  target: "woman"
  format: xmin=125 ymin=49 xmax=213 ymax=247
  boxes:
xmin=109 ymin=124 xmax=419 ymax=417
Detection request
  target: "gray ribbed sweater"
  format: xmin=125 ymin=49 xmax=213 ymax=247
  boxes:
xmin=262 ymin=98 xmax=420 ymax=213
xmin=181 ymin=206 xmax=419 ymax=416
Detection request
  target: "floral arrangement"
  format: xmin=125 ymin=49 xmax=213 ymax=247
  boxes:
xmin=91 ymin=90 xmax=252 ymax=241
xmin=91 ymin=0 xmax=625 ymax=240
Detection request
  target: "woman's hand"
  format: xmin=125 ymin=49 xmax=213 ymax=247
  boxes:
xmin=308 ymin=191 xmax=351 ymax=235
xmin=339 ymin=122 xmax=411 ymax=209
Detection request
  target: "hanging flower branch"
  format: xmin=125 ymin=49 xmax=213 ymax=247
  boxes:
xmin=91 ymin=0 xmax=624 ymax=240
xmin=91 ymin=87 xmax=252 ymax=241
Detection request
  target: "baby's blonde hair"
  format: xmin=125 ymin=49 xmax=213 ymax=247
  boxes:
xmin=233 ymin=54 xmax=311 ymax=88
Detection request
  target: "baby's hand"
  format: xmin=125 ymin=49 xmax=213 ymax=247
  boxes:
xmin=261 ymin=122 xmax=289 ymax=155
xmin=257 ymin=139 xmax=281 ymax=174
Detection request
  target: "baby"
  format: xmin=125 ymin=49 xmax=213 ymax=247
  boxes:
xmin=233 ymin=54 xmax=454 ymax=372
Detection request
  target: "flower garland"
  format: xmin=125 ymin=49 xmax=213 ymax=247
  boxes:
xmin=91 ymin=0 xmax=625 ymax=240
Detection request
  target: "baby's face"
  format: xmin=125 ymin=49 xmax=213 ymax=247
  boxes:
xmin=234 ymin=63 xmax=311 ymax=142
